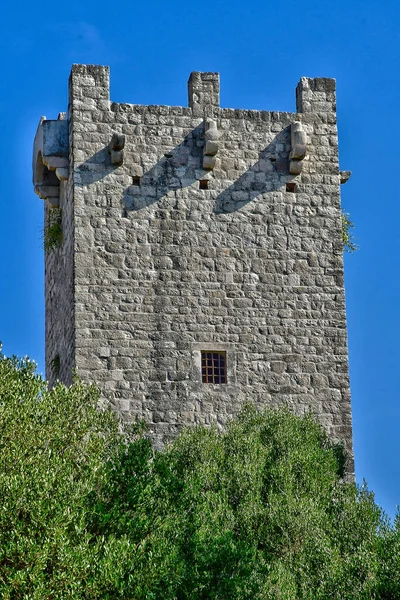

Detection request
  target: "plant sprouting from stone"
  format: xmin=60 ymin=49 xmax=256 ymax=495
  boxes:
xmin=51 ymin=353 xmax=61 ymax=378
xmin=342 ymin=210 xmax=358 ymax=253
xmin=43 ymin=208 xmax=63 ymax=252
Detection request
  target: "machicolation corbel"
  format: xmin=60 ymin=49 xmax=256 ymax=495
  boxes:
xmin=203 ymin=119 xmax=219 ymax=170
xmin=109 ymin=132 xmax=125 ymax=166
xmin=32 ymin=117 xmax=69 ymax=209
xmin=289 ymin=121 xmax=307 ymax=175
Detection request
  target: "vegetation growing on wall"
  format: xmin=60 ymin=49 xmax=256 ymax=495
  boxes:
xmin=50 ymin=353 xmax=61 ymax=378
xmin=342 ymin=210 xmax=358 ymax=253
xmin=43 ymin=208 xmax=63 ymax=251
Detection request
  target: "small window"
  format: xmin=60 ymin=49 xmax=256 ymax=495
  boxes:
xmin=132 ymin=176 xmax=141 ymax=186
xmin=286 ymin=182 xmax=296 ymax=193
xmin=199 ymin=180 xmax=209 ymax=190
xmin=201 ymin=351 xmax=227 ymax=384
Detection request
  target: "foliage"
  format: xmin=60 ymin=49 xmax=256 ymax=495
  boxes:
xmin=0 ymin=350 xmax=135 ymax=598
xmin=99 ymin=406 xmax=397 ymax=600
xmin=0 ymin=350 xmax=399 ymax=599
xmin=342 ymin=210 xmax=358 ymax=253
xmin=43 ymin=208 xmax=63 ymax=252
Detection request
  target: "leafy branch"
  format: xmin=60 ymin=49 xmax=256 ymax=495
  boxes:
xmin=342 ymin=211 xmax=358 ymax=253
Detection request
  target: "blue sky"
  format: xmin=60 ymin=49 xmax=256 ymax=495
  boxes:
xmin=0 ymin=0 xmax=399 ymax=518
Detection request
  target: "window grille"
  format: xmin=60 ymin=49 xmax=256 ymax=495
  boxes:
xmin=201 ymin=351 xmax=227 ymax=384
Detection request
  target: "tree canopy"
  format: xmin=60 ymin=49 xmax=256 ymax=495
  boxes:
xmin=0 ymin=350 xmax=398 ymax=599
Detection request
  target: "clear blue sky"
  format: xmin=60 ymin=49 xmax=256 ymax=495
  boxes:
xmin=0 ymin=0 xmax=399 ymax=519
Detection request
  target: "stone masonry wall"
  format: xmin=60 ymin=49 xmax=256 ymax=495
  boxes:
xmin=45 ymin=176 xmax=75 ymax=386
xmin=47 ymin=65 xmax=353 ymax=465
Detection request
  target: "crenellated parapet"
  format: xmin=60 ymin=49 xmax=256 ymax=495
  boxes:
xmin=188 ymin=71 xmax=220 ymax=116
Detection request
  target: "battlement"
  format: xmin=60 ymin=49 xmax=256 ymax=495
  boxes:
xmin=66 ymin=63 xmax=336 ymax=114
xmin=33 ymin=64 xmax=353 ymax=472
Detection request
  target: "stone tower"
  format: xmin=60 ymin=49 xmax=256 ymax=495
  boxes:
xmin=33 ymin=64 xmax=353 ymax=463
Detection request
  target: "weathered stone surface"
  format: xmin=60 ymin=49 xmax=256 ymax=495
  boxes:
xmin=188 ymin=72 xmax=220 ymax=116
xmin=36 ymin=65 xmax=354 ymax=473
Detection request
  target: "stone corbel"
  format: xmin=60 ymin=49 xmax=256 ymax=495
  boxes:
xmin=203 ymin=119 xmax=219 ymax=170
xmin=46 ymin=197 xmax=61 ymax=209
xmin=289 ymin=121 xmax=307 ymax=175
xmin=340 ymin=170 xmax=351 ymax=184
xmin=56 ymin=168 xmax=69 ymax=181
xmin=109 ymin=132 xmax=125 ymax=165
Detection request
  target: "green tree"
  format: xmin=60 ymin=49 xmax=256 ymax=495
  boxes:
xmin=0 ymin=349 xmax=398 ymax=599
xmin=0 ymin=350 xmax=143 ymax=598
xmin=103 ymin=405 xmax=397 ymax=599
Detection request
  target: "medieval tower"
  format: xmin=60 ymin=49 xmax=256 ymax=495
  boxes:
xmin=33 ymin=64 xmax=353 ymax=463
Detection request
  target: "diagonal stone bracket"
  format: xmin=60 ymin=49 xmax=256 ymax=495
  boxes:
xmin=109 ymin=132 xmax=125 ymax=165
xmin=202 ymin=119 xmax=220 ymax=170
xmin=289 ymin=121 xmax=307 ymax=175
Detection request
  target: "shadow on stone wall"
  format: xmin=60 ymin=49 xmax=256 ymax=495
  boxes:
xmin=76 ymin=147 xmax=118 ymax=184
xmin=77 ymin=125 xmax=295 ymax=214
xmin=214 ymin=126 xmax=294 ymax=214
xmin=122 ymin=124 xmax=204 ymax=213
